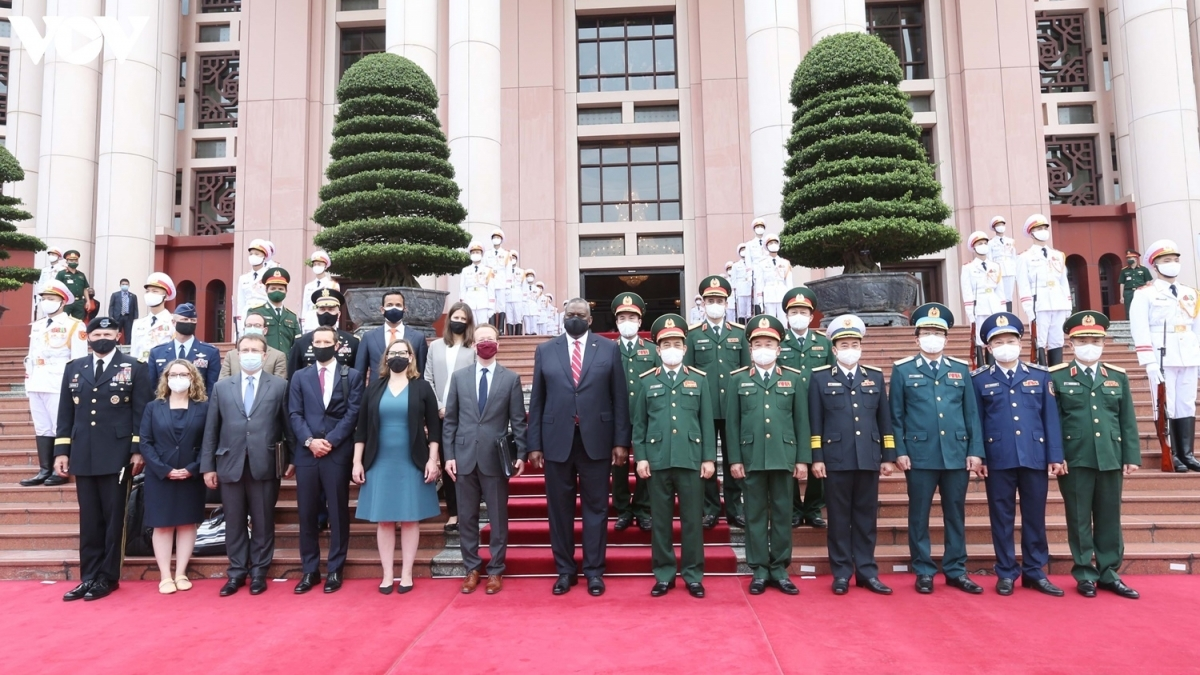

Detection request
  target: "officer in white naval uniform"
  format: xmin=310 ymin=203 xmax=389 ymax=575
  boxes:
xmin=962 ymin=231 xmax=1007 ymax=363
xmin=986 ymin=216 xmax=1018 ymax=312
xmin=300 ymin=250 xmax=340 ymax=334
xmin=130 ymin=273 xmax=177 ymax=363
xmin=1016 ymin=214 xmax=1071 ymax=366
xmin=235 ymin=238 xmax=274 ymax=339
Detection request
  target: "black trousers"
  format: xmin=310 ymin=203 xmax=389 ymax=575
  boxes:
xmin=75 ymin=473 xmax=130 ymax=583
xmin=117 ymin=316 xmax=134 ymax=345
xmin=825 ymin=470 xmax=881 ymax=581
xmin=544 ymin=428 xmax=609 ymax=577
xmin=296 ymin=459 xmax=351 ymax=574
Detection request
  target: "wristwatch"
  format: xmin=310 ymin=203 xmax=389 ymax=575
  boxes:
xmin=304 ymin=437 xmax=313 ymax=448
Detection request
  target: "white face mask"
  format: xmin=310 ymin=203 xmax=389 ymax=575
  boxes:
xmin=470 ymin=253 xmax=482 ymax=263
xmin=167 ymin=376 xmax=191 ymax=393
xmin=248 ymin=253 xmax=265 ymax=266
xmin=145 ymin=292 xmax=165 ymax=307
xmin=751 ymin=347 xmax=777 ymax=368
xmin=788 ymin=313 xmax=811 ymax=331
xmin=312 ymin=264 xmax=327 ymax=276
xmin=39 ymin=299 xmax=62 ymax=316
xmin=991 ymin=343 xmax=1021 ymax=363
xmin=617 ymin=321 xmax=640 ymax=339
xmin=1073 ymin=343 xmax=1103 ymax=364
xmin=754 ymin=228 xmax=765 ymax=237
xmin=705 ymin=303 xmax=726 ymax=320
xmin=767 ymin=243 xmax=780 ymax=253
xmin=526 ymin=277 xmax=534 ymax=284
xmin=1157 ymin=262 xmax=1182 ymax=278
xmin=974 ymin=244 xmax=989 ymax=255
xmin=836 ymin=348 xmax=862 ymax=368
xmin=49 ymin=255 xmax=60 ymax=264
xmin=994 ymin=225 xmax=1006 ymax=234
xmin=739 ymin=250 xmax=747 ymax=259
xmin=659 ymin=347 xmax=684 ymax=367
xmin=1032 ymin=229 xmax=1050 ymax=242
xmin=492 ymin=237 xmax=502 ymax=245
xmin=919 ymin=334 xmax=946 ymax=355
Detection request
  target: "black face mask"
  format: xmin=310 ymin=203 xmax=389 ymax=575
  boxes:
xmin=175 ymin=322 xmax=197 ymax=336
xmin=89 ymin=338 xmax=118 ymax=356
xmin=448 ymin=320 xmax=468 ymax=335
xmin=564 ymin=316 xmax=589 ymax=338
xmin=312 ymin=345 xmax=337 ymax=363
xmin=384 ymin=307 xmax=404 ymax=324
xmin=387 ymin=356 xmax=410 ymax=373
xmin=316 ymin=312 xmax=339 ymax=327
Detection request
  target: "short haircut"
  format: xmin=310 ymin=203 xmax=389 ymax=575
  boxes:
xmin=243 ymin=313 xmax=266 ymax=327
xmin=474 ymin=323 xmax=499 ymax=340
xmin=564 ymin=297 xmax=590 ymax=315
xmin=311 ymin=325 xmax=338 ymax=342
xmin=382 ymin=290 xmax=406 ymax=306
xmin=119 ymin=278 xmax=129 ymax=284
xmin=237 ymin=333 xmax=268 ymax=351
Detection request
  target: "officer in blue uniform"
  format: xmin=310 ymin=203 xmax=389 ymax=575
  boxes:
xmin=147 ymin=303 xmax=221 ymax=395
xmin=972 ymin=312 xmax=1066 ymax=597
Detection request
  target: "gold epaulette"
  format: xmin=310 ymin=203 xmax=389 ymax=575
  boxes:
xmin=811 ymin=365 xmax=832 ymax=372
xmin=893 ymin=356 xmax=915 ymax=366
xmin=780 ymin=365 xmax=803 ymax=375
xmin=687 ymin=366 xmax=707 ymax=376
xmin=639 ymin=367 xmax=658 ymax=378
xmin=730 ymin=366 xmax=750 ymax=375
xmin=946 ymin=356 xmax=969 ymax=366
xmin=728 ymin=321 xmax=744 ymax=329
xmin=688 ymin=321 xmax=704 ymax=331
xmin=1048 ymin=363 xmax=1070 ymax=372
xmin=862 ymin=364 xmax=883 ymax=372
xmin=1103 ymin=362 xmax=1127 ymax=374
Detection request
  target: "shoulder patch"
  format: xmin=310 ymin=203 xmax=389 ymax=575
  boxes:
xmin=862 ymin=364 xmax=882 ymax=372
xmin=970 ymin=366 xmax=989 ymax=377
xmin=893 ymin=356 xmax=915 ymax=366
xmin=1027 ymin=363 xmax=1048 ymax=371
xmin=946 ymin=356 xmax=969 ymax=366
xmin=730 ymin=366 xmax=751 ymax=375
xmin=688 ymin=366 xmax=707 ymax=376
xmin=688 ymin=322 xmax=704 ymax=331
xmin=728 ymin=322 xmax=744 ymax=330
xmin=639 ymin=367 xmax=657 ymax=378
xmin=780 ymin=365 xmax=804 ymax=375
xmin=1102 ymin=362 xmax=1126 ymax=374
xmin=811 ymin=365 xmax=832 ymax=372
xmin=1048 ymin=363 xmax=1070 ymax=372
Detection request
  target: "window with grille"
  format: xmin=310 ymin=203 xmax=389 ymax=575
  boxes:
xmin=579 ymin=141 xmax=681 ymax=223
xmin=1036 ymin=12 xmax=1090 ymax=93
xmin=577 ymin=15 xmax=676 ymax=92
xmin=866 ymin=3 xmax=928 ymax=80
xmin=341 ymin=28 xmax=385 ymax=78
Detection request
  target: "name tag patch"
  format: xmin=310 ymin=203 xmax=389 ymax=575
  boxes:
xmin=826 ymin=382 xmax=843 ymax=387
xmin=741 ymin=382 xmax=757 ymax=388
xmin=649 ymin=383 xmax=663 ymax=389
xmin=984 ymin=382 xmax=999 ymax=389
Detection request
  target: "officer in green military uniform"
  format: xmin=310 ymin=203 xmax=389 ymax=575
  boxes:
xmin=248 ymin=267 xmax=302 ymax=355
xmin=56 ymin=250 xmax=91 ymax=320
xmin=612 ymin=292 xmax=658 ymax=532
xmin=684 ymin=275 xmax=751 ymax=529
xmin=1049 ymin=311 xmax=1141 ymax=599
xmin=1118 ymin=249 xmax=1153 ymax=316
xmin=632 ymin=313 xmax=715 ymax=598
xmin=889 ymin=303 xmax=985 ymax=595
xmin=727 ymin=314 xmax=810 ymax=596
xmin=777 ymin=286 xmax=835 ymax=528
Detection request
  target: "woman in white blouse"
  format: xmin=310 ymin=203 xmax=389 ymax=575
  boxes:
xmin=423 ymin=302 xmax=477 ymax=532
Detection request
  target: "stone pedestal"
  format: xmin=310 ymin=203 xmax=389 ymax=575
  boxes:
xmin=345 ymin=286 xmax=449 ymax=339
xmin=808 ymin=272 xmax=921 ymax=327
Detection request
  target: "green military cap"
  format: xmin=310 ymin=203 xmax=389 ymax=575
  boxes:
xmin=745 ymin=313 xmax=786 ymax=342
xmin=910 ymin=302 xmax=954 ymax=333
xmin=262 ymin=267 xmax=291 ymax=286
xmin=64 ymin=249 xmax=81 ymax=259
xmin=1125 ymin=248 xmax=1139 ymax=257
xmin=699 ymin=275 xmax=732 ymax=298
xmin=782 ymin=286 xmax=817 ymax=311
xmin=611 ymin=292 xmax=646 ymax=317
xmin=1064 ymin=310 xmax=1109 ymax=338
xmin=650 ymin=313 xmax=688 ymax=342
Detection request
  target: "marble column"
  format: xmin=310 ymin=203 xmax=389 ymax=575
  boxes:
xmin=448 ymin=0 xmax=501 ymax=245
xmin=5 ymin=0 xmax=47 ymax=240
xmin=386 ymin=0 xmax=438 ymax=82
xmin=809 ymin=0 xmax=866 ymax=43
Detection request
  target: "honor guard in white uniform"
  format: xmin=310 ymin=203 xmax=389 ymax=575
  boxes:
xmin=460 ymin=242 xmax=496 ymax=325
xmin=744 ymin=218 xmax=769 ymax=265
xmin=235 ymin=238 xmax=274 ymax=338
xmin=986 ymin=216 xmax=1018 ymax=311
xmin=962 ymin=231 xmax=1007 ymax=349
xmin=1130 ymin=239 xmax=1200 ymax=472
xmin=130 ymin=273 xmax=177 ymax=362
xmin=482 ymin=228 xmax=510 ymax=328
xmin=731 ymin=244 xmax=755 ymax=322
xmin=756 ymin=234 xmax=793 ymax=320
xmin=689 ymin=295 xmax=705 ymax=324
xmin=499 ymin=250 xmax=524 ymax=334
xmin=21 ymin=281 xmax=88 ymax=486
xmin=518 ymin=271 xmax=538 ymax=335
xmin=1016 ymin=214 xmax=1072 ymax=365
xmin=723 ymin=262 xmax=738 ymax=324
xmin=33 ymin=247 xmax=66 ymax=320
xmin=300 ymin=250 xmax=340 ymax=334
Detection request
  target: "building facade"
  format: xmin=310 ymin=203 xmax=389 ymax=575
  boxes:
xmin=1 ymin=0 xmax=1197 ymax=341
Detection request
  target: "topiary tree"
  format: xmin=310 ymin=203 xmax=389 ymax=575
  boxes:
xmin=313 ymin=52 xmax=470 ymax=288
xmin=780 ymin=32 xmax=957 ymax=274
xmin=0 ymin=145 xmax=43 ymax=292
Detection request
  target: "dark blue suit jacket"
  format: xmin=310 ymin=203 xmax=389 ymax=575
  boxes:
xmin=354 ymin=323 xmax=428 ymax=384
xmin=139 ymin=398 xmax=208 ymax=479
xmin=288 ymin=363 xmax=364 ymax=466
xmin=972 ymin=362 xmax=1063 ymax=471
xmin=148 ymin=339 xmax=221 ymax=396
xmin=528 ymin=332 xmax=632 ymax=462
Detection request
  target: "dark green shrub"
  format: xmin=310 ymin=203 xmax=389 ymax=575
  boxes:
xmin=0 ymin=145 xmax=43 ymax=292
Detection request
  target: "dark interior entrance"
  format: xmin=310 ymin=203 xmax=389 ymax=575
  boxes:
xmin=581 ymin=269 xmax=684 ymax=333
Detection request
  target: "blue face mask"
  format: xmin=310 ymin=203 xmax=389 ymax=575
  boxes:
xmin=240 ymin=352 xmax=264 ymax=371
xmin=384 ymin=307 xmax=404 ymax=324
xmin=120 ymin=284 xmax=129 ymax=292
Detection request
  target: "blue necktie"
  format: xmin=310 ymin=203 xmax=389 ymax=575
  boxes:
xmin=478 ymin=367 xmax=489 ymax=416
xmin=121 ymin=291 xmax=129 ymax=314
xmin=244 ymin=376 xmax=255 ymax=417
xmin=179 ymin=343 xmax=186 ymax=360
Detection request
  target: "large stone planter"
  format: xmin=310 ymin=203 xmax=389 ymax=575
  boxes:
xmin=807 ymin=272 xmax=921 ymax=327
xmin=344 ymin=286 xmax=449 ymax=339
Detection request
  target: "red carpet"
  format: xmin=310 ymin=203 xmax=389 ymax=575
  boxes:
xmin=5 ymin=575 xmax=1200 ymax=673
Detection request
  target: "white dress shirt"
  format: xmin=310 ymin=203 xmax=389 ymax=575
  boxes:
xmin=172 ymin=336 xmax=195 ymax=359
xmin=476 ymin=361 xmax=496 ymax=393
xmin=838 ymin=364 xmax=859 ymax=381
xmin=443 ymin=343 xmax=463 ymax=404
xmin=567 ymin=331 xmax=590 ymax=363
xmin=316 ymin=360 xmax=338 ymax=408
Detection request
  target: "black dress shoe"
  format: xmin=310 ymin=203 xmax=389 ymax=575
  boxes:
xmin=651 ymin=580 xmax=675 ymax=597
xmin=773 ymin=578 xmax=800 ymax=595
xmin=832 ymin=578 xmax=849 ymax=595
xmin=220 ymin=578 xmax=245 ymax=597
xmin=397 ymin=582 xmax=414 ymax=594
xmin=791 ymin=514 xmax=802 ymax=528
xmin=323 ymin=571 xmax=343 ymax=593
xmin=44 ymin=474 xmax=67 ymax=486
xmin=552 ymin=574 xmax=578 ymax=595
xmin=701 ymin=515 xmax=718 ymax=529
xmin=1076 ymin=581 xmax=1097 ymax=598
xmin=996 ymin=578 xmax=1014 ymax=596
xmin=748 ymin=578 xmax=767 ymax=595
xmin=83 ymin=579 xmax=115 ymax=601
xmin=686 ymin=582 xmax=705 ymax=598
xmin=855 ymin=577 xmax=893 ymax=595
xmin=294 ymin=573 xmax=320 ymax=594
xmin=614 ymin=514 xmax=633 ymax=531
xmin=915 ymin=575 xmax=934 ymax=594
xmin=587 ymin=576 xmax=605 ymax=596
xmin=63 ymin=580 xmax=93 ymax=602
xmin=379 ymin=582 xmax=394 ymax=595
xmin=249 ymin=577 xmax=268 ymax=595
xmin=946 ymin=575 xmax=983 ymax=595
xmin=19 ymin=469 xmax=52 ymax=487
xmin=637 ymin=516 xmax=652 ymax=532
xmin=807 ymin=515 xmax=827 ymax=529
xmin=1021 ymin=576 xmax=1064 ymax=597
xmin=729 ymin=515 xmax=747 ymax=529
xmin=1098 ymin=580 xmax=1140 ymax=599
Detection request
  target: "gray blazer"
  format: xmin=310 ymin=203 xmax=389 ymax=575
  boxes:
xmin=442 ymin=362 xmax=527 ymax=477
xmin=201 ymin=371 xmax=292 ymax=482
xmin=424 ymin=339 xmax=476 ymax=408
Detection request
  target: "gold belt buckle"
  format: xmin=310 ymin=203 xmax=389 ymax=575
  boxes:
xmin=1046 ymin=280 xmax=1056 ymax=287
xmin=1176 ymin=325 xmax=1188 ymax=333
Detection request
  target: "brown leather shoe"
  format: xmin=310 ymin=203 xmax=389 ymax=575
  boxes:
xmin=486 ymin=574 xmax=503 ymax=595
xmin=461 ymin=569 xmax=481 ymax=594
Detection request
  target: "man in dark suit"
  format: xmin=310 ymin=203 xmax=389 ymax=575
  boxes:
xmin=527 ymin=298 xmax=631 ymax=596
xmin=355 ymin=289 xmax=428 ymax=383
xmin=54 ymin=317 xmax=154 ymax=601
xmin=443 ymin=324 xmax=527 ymax=595
xmin=287 ymin=289 xmax=360 ymax=377
xmin=147 ymin=303 xmax=221 ymax=395
xmin=287 ymin=326 xmax=364 ymax=594
xmin=201 ymin=333 xmax=294 ymax=597
xmin=107 ymin=278 xmax=138 ymax=345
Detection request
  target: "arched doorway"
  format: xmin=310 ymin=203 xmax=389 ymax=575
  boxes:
xmin=1066 ymin=254 xmax=1089 ymax=312
xmin=177 ymin=280 xmax=197 ymax=308
xmin=206 ymin=280 xmax=227 ymax=343
xmin=1097 ymin=253 xmax=1122 ymax=319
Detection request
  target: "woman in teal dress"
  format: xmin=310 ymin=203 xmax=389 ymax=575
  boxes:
xmin=354 ymin=338 xmax=443 ymax=594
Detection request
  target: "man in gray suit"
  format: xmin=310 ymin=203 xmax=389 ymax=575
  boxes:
xmin=443 ymin=324 xmax=527 ymax=595
xmin=202 ymin=333 xmax=294 ymax=597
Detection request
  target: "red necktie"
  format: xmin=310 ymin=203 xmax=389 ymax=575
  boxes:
xmin=571 ymin=340 xmax=582 ymax=387
xmin=319 ymin=367 xmax=327 ymax=399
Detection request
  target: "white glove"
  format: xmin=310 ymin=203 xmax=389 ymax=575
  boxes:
xmin=1024 ymin=308 xmax=1036 ymax=325
xmin=1146 ymin=366 xmax=1164 ymax=388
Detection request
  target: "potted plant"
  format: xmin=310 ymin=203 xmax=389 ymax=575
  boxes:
xmin=0 ymin=144 xmax=44 ymax=320
xmin=313 ymin=52 xmax=471 ymax=334
xmin=780 ymin=32 xmax=958 ymax=324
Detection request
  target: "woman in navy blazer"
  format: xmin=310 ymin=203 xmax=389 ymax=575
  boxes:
xmin=140 ymin=359 xmax=210 ymax=595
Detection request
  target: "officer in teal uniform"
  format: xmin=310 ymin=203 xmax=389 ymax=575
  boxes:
xmin=889 ymin=303 xmax=985 ymax=595
xmin=611 ymin=292 xmax=658 ymax=532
